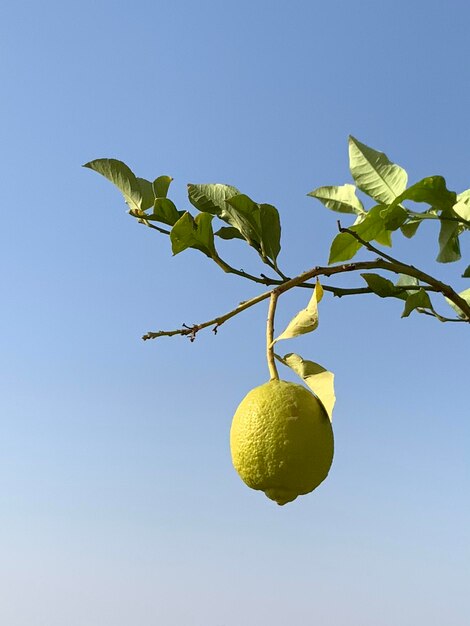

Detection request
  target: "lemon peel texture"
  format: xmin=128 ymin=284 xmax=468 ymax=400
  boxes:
xmin=230 ymin=380 xmax=334 ymax=505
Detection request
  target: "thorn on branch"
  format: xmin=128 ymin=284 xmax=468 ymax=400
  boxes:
xmin=180 ymin=323 xmax=199 ymax=341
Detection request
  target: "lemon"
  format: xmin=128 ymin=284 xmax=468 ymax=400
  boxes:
xmin=230 ymin=380 xmax=334 ymax=505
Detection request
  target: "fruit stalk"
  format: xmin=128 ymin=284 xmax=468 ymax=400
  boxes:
xmin=266 ymin=291 xmax=280 ymax=380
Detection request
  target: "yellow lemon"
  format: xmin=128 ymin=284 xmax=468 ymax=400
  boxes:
xmin=230 ymin=380 xmax=334 ymax=505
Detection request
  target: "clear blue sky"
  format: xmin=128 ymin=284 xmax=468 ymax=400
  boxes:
xmin=1 ymin=1 xmax=469 ymax=624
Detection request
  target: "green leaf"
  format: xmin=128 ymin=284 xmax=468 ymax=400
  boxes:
xmin=188 ymin=184 xmax=266 ymax=251
xmin=146 ymin=198 xmax=181 ymax=226
xmin=445 ymin=287 xmax=470 ymax=319
xmin=83 ymin=158 xmax=143 ymax=213
xmin=192 ymin=213 xmax=216 ymax=256
xmin=436 ymin=213 xmax=461 ymax=263
xmin=170 ymin=212 xmax=196 ymax=255
xmin=273 ymin=281 xmax=323 ymax=343
xmin=136 ymin=178 xmax=155 ymax=211
xmin=276 ymin=352 xmax=335 ymax=423
xmin=401 ymin=288 xmax=433 ymax=318
xmin=360 ymin=273 xmax=406 ymax=299
xmin=308 ymin=184 xmax=364 ymax=214
xmin=400 ymin=219 xmax=421 ymax=238
xmin=374 ymin=228 xmax=392 ymax=247
xmin=380 ymin=205 xmax=408 ymax=230
xmin=388 ymin=176 xmax=457 ymax=212
xmin=225 ymin=194 xmax=262 ymax=247
xmin=328 ymin=205 xmax=388 ymax=264
xmin=259 ymin=203 xmax=281 ymax=262
xmin=328 ymin=232 xmax=362 ymax=264
xmin=215 ymin=226 xmax=245 ymax=240
xmin=170 ymin=212 xmax=216 ymax=257
xmin=188 ymin=186 xmax=281 ymax=262
xmin=462 ymin=265 xmax=470 ymax=278
xmin=348 ymin=136 xmax=408 ymax=204
xmin=187 ymin=183 xmax=240 ymax=216
xmin=355 ymin=205 xmax=388 ymax=241
xmin=153 ymin=175 xmax=173 ymax=198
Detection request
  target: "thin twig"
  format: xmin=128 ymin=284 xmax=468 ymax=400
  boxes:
xmin=263 ymin=257 xmax=289 ymax=280
xmin=210 ymin=254 xmax=277 ymax=285
xmin=417 ymin=309 xmax=468 ymax=323
xmin=142 ymin=289 xmax=273 ymax=341
xmin=139 ymin=220 xmax=171 ymax=235
xmin=337 ymin=220 xmax=403 ymax=265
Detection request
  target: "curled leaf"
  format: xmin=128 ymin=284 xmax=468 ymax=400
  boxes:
xmin=170 ymin=212 xmax=216 ymax=257
xmin=273 ymin=280 xmax=323 ymax=343
xmin=153 ymin=175 xmax=173 ymax=199
xmin=308 ymin=184 xmax=364 ymax=214
xmin=83 ymin=158 xmax=143 ymax=213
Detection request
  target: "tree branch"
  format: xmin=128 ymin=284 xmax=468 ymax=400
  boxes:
xmin=322 ymin=284 xmax=438 ymax=298
xmin=143 ymin=253 xmax=468 ymax=341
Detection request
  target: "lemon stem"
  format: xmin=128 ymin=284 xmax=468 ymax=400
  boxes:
xmin=267 ymin=291 xmax=280 ymax=380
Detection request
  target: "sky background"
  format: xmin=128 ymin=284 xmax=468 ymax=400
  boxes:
xmin=1 ymin=1 xmax=469 ymax=624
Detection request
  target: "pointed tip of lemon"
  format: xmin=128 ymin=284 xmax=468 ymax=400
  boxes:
xmin=264 ymin=488 xmax=298 ymax=506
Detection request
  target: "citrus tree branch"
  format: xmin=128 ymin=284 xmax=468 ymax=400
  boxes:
xmin=143 ymin=251 xmax=468 ymax=341
xmin=144 ymin=256 xmax=467 ymax=341
xmin=323 ymin=284 xmax=439 ymax=297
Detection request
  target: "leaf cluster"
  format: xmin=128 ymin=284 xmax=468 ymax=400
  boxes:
xmin=308 ymin=136 xmax=470 ymax=320
xmin=309 ymin=137 xmax=470 ymax=270
xmin=84 ymin=136 xmax=470 ymax=325
xmin=83 ymin=159 xmax=282 ymax=275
